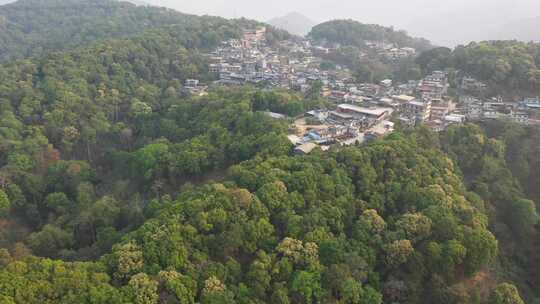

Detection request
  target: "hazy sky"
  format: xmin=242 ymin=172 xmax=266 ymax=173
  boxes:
xmin=145 ymin=0 xmax=540 ymax=46
xmin=146 ymin=0 xmax=536 ymax=21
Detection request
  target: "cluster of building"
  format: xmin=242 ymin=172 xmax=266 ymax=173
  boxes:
xmin=204 ymin=26 xmax=380 ymax=95
xmin=364 ymin=41 xmax=416 ymax=61
xmin=290 ymin=104 xmax=395 ymax=155
xmin=193 ymin=26 xmax=421 ymax=100
xmin=317 ymin=70 xmax=461 ymax=131
xmin=460 ymin=96 xmax=540 ymax=125
xmin=182 ymin=79 xmax=208 ymax=97
xmin=207 ymin=26 xmax=330 ymax=89
xmin=182 ymin=27 xmax=540 ymax=154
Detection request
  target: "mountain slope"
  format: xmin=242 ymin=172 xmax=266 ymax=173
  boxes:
xmin=0 ymin=0 xmax=196 ymax=62
xmin=268 ymin=11 xmax=316 ymax=36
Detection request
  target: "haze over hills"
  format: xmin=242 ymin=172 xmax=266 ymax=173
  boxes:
xmin=3 ymin=0 xmax=539 ymax=45
xmin=137 ymin=0 xmax=540 ymax=46
xmin=267 ymin=12 xmax=316 ymax=36
xmin=405 ymin=1 xmax=540 ymax=46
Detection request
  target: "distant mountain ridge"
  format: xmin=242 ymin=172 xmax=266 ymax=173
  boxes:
xmin=268 ymin=12 xmax=316 ymax=36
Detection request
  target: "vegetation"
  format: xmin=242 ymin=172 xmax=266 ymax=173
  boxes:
xmin=1 ymin=130 xmax=506 ymax=303
xmin=308 ymin=20 xmax=427 ymax=83
xmin=416 ymin=41 xmax=540 ymax=93
xmin=406 ymin=122 xmax=538 ymax=302
xmin=309 ymin=21 xmax=540 ymax=94
xmin=0 ymin=9 xmax=298 ymax=261
xmin=0 ymin=2 xmax=537 ymax=304
xmin=309 ymin=19 xmax=432 ymax=52
xmin=0 ymin=0 xmax=289 ymax=62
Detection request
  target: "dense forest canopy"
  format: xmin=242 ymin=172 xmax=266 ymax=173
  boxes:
xmin=0 ymin=0 xmax=289 ymax=62
xmin=0 ymin=9 xmax=298 ymax=264
xmin=0 ymin=0 xmax=188 ymax=61
xmin=0 ymin=129 xmax=505 ymax=303
xmin=0 ymin=1 xmax=538 ymax=304
xmin=309 ymin=19 xmax=433 ymax=52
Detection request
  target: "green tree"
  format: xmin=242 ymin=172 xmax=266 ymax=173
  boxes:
xmin=508 ymin=198 xmax=538 ymax=239
xmin=44 ymin=192 xmax=71 ymax=214
xmin=292 ymin=271 xmax=323 ymax=304
xmin=129 ymin=273 xmax=159 ymax=304
xmin=385 ymin=240 xmax=414 ymax=268
xmin=0 ymin=189 xmax=10 ymax=217
xmin=26 ymin=224 xmax=74 ymax=257
xmin=489 ymin=283 xmax=525 ymax=304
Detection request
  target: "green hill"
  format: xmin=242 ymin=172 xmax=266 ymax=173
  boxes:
xmin=309 ymin=19 xmax=432 ymax=52
xmin=0 ymin=1 xmax=536 ymax=304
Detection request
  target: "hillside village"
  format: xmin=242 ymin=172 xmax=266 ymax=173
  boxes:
xmin=1 ymin=1 xmax=540 ymax=303
xmin=182 ymin=26 xmax=540 ymax=154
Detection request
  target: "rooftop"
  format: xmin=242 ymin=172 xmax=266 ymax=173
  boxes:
xmin=294 ymin=142 xmax=318 ymax=154
xmin=338 ymin=104 xmax=392 ymax=117
xmin=408 ymin=101 xmax=427 ymax=107
xmin=392 ymin=95 xmax=416 ymax=102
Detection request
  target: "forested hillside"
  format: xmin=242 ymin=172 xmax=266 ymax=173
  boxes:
xmin=412 ymin=122 xmax=540 ymax=302
xmin=0 ymin=1 xmax=537 ymax=304
xmin=1 ymin=129 xmax=508 ymax=303
xmin=0 ymin=0 xmax=288 ymax=62
xmin=416 ymin=41 xmax=540 ymax=93
xmin=0 ymin=11 xmax=301 ymax=263
xmin=0 ymin=0 xmax=181 ymax=61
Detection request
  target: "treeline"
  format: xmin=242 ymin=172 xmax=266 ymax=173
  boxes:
xmin=0 ymin=0 xmax=191 ymax=62
xmin=0 ymin=0 xmax=290 ymax=62
xmin=309 ymin=19 xmax=432 ymax=52
xmin=416 ymin=41 xmax=540 ymax=93
xmin=1 ymin=131 xmax=518 ymax=303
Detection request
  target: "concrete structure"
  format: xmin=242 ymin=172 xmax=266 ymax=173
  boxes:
xmin=294 ymin=143 xmax=318 ymax=155
xmin=404 ymin=100 xmax=432 ymax=122
xmin=337 ymin=104 xmax=392 ymax=122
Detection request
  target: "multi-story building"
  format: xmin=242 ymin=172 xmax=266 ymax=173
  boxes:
xmin=417 ymin=71 xmax=448 ymax=102
xmin=404 ymin=100 xmax=432 ymax=122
